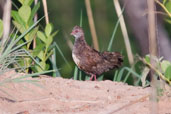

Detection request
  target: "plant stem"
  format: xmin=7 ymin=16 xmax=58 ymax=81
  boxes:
xmin=113 ymin=0 xmax=134 ymax=66
xmin=85 ymin=0 xmax=99 ymax=51
xmin=33 ymin=0 xmax=38 ymax=49
xmin=1 ymin=0 xmax=12 ymax=53
xmin=42 ymin=0 xmax=49 ymax=24
xmin=147 ymin=0 xmax=158 ymax=113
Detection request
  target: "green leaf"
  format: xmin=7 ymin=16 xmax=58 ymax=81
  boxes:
xmin=45 ymin=50 xmax=53 ymax=61
xmin=40 ymin=61 xmax=46 ymax=70
xmin=12 ymin=20 xmax=26 ymax=33
xmin=18 ymin=0 xmax=25 ymax=5
xmin=45 ymin=63 xmax=50 ymax=70
xmin=11 ymin=11 xmax=25 ymax=26
xmin=163 ymin=0 xmax=167 ymax=5
xmin=4 ymin=17 xmax=43 ymax=55
xmin=32 ymin=43 xmax=44 ymax=57
xmin=27 ymin=26 xmax=39 ymax=46
xmin=165 ymin=65 xmax=171 ymax=80
xmin=51 ymin=30 xmax=58 ymax=38
xmin=37 ymin=31 xmax=46 ymax=43
xmin=28 ymin=2 xmax=40 ymax=25
xmin=166 ymin=1 xmax=171 ymax=13
xmin=35 ymin=61 xmax=46 ymax=72
xmin=46 ymin=36 xmax=53 ymax=48
xmin=161 ymin=60 xmax=171 ymax=72
xmin=28 ymin=26 xmax=39 ymax=41
xmin=18 ymin=5 xmax=31 ymax=23
xmin=0 ymin=19 xmax=3 ymax=38
xmin=45 ymin=23 xmax=52 ymax=37
xmin=37 ymin=50 xmax=44 ymax=61
xmin=19 ymin=0 xmax=33 ymax=6
xmin=144 ymin=55 xmax=150 ymax=64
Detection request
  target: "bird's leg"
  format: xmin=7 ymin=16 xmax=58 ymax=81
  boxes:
xmin=90 ymin=74 xmax=97 ymax=81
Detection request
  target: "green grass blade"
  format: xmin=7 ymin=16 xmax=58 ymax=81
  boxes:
xmin=116 ymin=67 xmax=142 ymax=84
xmin=117 ymin=68 xmax=124 ymax=81
xmin=97 ymin=75 xmax=103 ymax=81
xmin=73 ymin=66 xmax=78 ymax=80
xmin=50 ymin=48 xmax=61 ymax=77
xmin=10 ymin=40 xmax=31 ymax=53
xmin=123 ymin=71 xmax=131 ymax=83
xmin=79 ymin=70 xmax=82 ymax=80
xmin=107 ymin=18 xmax=120 ymax=51
xmin=107 ymin=6 xmax=125 ymax=51
xmin=22 ymin=49 xmax=43 ymax=69
xmin=53 ymin=42 xmax=70 ymax=68
xmin=113 ymin=70 xmax=118 ymax=81
xmin=123 ymin=67 xmax=141 ymax=78
xmin=3 ymin=17 xmax=43 ymax=56
xmin=80 ymin=10 xmax=83 ymax=27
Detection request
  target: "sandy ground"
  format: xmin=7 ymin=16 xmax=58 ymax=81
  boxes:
xmin=0 ymin=71 xmax=170 ymax=114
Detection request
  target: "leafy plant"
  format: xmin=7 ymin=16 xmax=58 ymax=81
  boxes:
xmin=11 ymin=0 xmax=40 ymax=72
xmin=141 ymin=55 xmax=171 ymax=85
xmin=0 ymin=18 xmax=41 ymax=74
xmin=33 ymin=23 xmax=58 ymax=72
xmin=11 ymin=0 xmax=62 ymax=75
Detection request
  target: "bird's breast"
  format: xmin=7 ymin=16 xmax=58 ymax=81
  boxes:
xmin=72 ymin=53 xmax=80 ymax=66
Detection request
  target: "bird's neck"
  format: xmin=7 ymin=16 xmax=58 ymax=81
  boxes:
xmin=73 ymin=36 xmax=87 ymax=54
xmin=74 ymin=36 xmax=87 ymax=47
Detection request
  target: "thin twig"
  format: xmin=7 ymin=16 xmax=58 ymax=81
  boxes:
xmin=143 ymin=10 xmax=168 ymax=17
xmin=33 ymin=0 xmax=38 ymax=49
xmin=113 ymin=0 xmax=134 ymax=66
xmin=155 ymin=0 xmax=171 ymax=18
xmin=42 ymin=0 xmax=49 ymax=24
xmin=85 ymin=0 xmax=99 ymax=51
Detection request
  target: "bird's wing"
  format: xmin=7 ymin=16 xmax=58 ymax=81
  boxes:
xmin=78 ymin=46 xmax=104 ymax=75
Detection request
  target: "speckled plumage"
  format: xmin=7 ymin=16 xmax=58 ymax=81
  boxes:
xmin=71 ymin=26 xmax=123 ymax=80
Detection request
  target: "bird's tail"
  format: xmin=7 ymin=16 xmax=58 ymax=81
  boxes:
xmin=102 ymin=51 xmax=123 ymax=68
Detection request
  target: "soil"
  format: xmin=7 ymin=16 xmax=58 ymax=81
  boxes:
xmin=0 ymin=71 xmax=170 ymax=114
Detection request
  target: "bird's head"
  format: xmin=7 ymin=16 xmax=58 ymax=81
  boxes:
xmin=70 ymin=26 xmax=84 ymax=39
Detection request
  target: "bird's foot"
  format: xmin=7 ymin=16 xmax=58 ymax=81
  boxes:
xmin=90 ymin=74 xmax=97 ymax=81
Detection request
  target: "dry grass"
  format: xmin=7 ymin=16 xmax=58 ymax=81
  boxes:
xmin=85 ymin=0 xmax=99 ymax=51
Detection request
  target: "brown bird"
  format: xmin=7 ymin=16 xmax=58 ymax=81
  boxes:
xmin=71 ymin=26 xmax=123 ymax=81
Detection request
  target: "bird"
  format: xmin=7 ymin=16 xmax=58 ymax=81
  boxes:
xmin=71 ymin=26 xmax=123 ymax=81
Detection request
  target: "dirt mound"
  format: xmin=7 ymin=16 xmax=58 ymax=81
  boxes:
xmin=0 ymin=72 xmax=170 ymax=114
